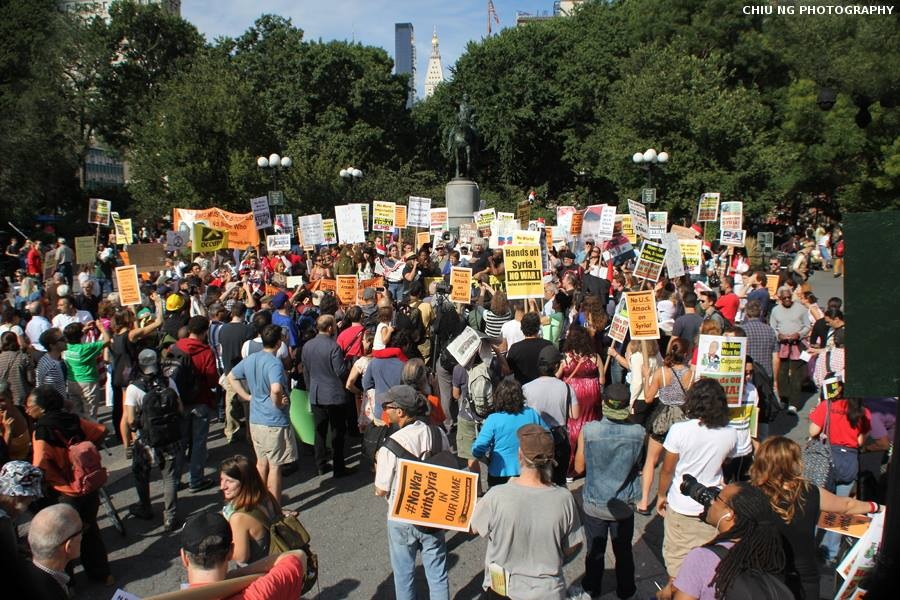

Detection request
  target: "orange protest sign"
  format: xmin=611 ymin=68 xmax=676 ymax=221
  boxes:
xmin=817 ymin=512 xmax=871 ymax=539
xmin=336 ymin=275 xmax=358 ymax=305
xmin=395 ymin=204 xmax=408 ymax=229
xmin=570 ymin=211 xmax=584 ymax=235
xmin=450 ymin=267 xmax=472 ymax=303
xmin=173 ymin=207 xmax=259 ymax=249
xmin=624 ymin=290 xmax=659 ymax=340
xmin=416 ymin=231 xmax=431 ymax=249
xmin=115 ymin=265 xmax=141 ymax=306
xmin=766 ymin=274 xmax=779 ymax=299
xmin=389 ymin=459 xmax=478 ymax=532
xmin=311 ymin=278 xmax=337 ymax=294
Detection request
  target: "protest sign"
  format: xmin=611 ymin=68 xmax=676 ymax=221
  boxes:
xmin=581 ymin=205 xmax=604 ymax=240
xmin=616 ymin=214 xmax=636 ymax=244
xmin=446 ymin=326 xmax=484 ymax=368
xmin=503 ymin=245 xmax=543 ymax=300
xmin=285 ymin=275 xmax=304 ymax=288
xmin=597 ymin=205 xmax=617 ymax=240
xmin=192 ymin=223 xmax=229 ymax=253
xmin=250 ymin=196 xmax=271 ymax=230
xmin=608 ymin=297 xmax=629 ymax=344
xmin=678 ymin=239 xmax=703 ymax=275
xmin=372 ymin=201 xmax=396 ymax=232
xmin=661 ymin=233 xmax=685 ymax=278
xmin=407 ymin=196 xmax=431 ymax=228
xmin=627 ymin=199 xmax=649 ymax=238
xmin=555 ymin=206 xmax=575 ymax=239
xmin=512 ymin=230 xmax=540 ymax=246
xmin=111 ymin=214 xmax=127 ymax=244
xmin=165 ymin=231 xmax=188 ymax=252
xmin=648 ymin=211 xmax=668 ymax=239
xmin=695 ymin=334 xmax=746 ymax=407
xmin=332 ymin=206 xmax=364 ymax=245
xmin=173 ymin=208 xmax=259 ymax=249
xmin=634 ymin=240 xmax=667 ymax=282
xmin=516 ymin=201 xmax=531 ymax=230
xmin=457 ymin=223 xmax=477 ymax=246
xmin=321 ymin=219 xmax=337 ymax=245
xmin=74 ymin=236 xmax=96 ymax=265
xmin=350 ymin=203 xmax=369 ymax=232
xmin=298 ymin=214 xmax=326 ymax=246
xmin=569 ymin=211 xmax=584 ymax=236
xmin=416 ymin=231 xmax=431 ymax=249
xmin=336 ymin=275 xmax=358 ymax=305
xmin=720 ymin=201 xmax=743 ymax=231
xmin=115 ymin=265 xmax=141 ymax=306
xmin=116 ymin=218 xmax=133 ymax=245
xmin=88 ymin=198 xmax=111 ymax=226
xmin=766 ymin=274 xmax=779 ymax=299
xmin=697 ymin=193 xmax=720 ymax=222
xmin=671 ymin=224 xmax=701 ymax=239
xmin=389 ymin=459 xmax=478 ymax=532
xmin=606 ymin=235 xmax=635 ymax=265
xmin=430 ymin=208 xmax=449 ymax=234
xmin=266 ymin=234 xmax=291 ymax=252
xmin=394 ymin=204 xmax=408 ymax=229
xmin=720 ymin=229 xmax=746 ymax=247
xmin=817 ymin=513 xmax=871 ymax=539
xmin=125 ymin=243 xmax=166 ymax=272
xmin=273 ymin=214 xmax=294 ymax=236
xmin=474 ymin=208 xmax=496 ymax=236
xmin=834 ymin=512 xmax=884 ymax=600
xmin=450 ymin=267 xmax=472 ymax=304
xmin=624 ymin=290 xmax=659 ymax=340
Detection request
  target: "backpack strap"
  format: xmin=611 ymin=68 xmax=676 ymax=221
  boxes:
xmin=427 ymin=425 xmax=443 ymax=457
xmin=383 ymin=437 xmax=418 ymax=462
xmin=706 ymin=543 xmax=729 ymax=560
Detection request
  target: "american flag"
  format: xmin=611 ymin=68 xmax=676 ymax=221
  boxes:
xmin=488 ymin=0 xmax=501 ymax=36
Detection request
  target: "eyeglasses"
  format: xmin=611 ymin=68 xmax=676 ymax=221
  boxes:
xmin=381 ymin=403 xmax=398 ymax=411
xmin=62 ymin=527 xmax=84 ymax=545
xmin=713 ymin=492 xmax=733 ymax=511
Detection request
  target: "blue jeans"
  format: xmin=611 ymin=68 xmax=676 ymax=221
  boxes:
xmin=819 ymin=481 xmax=853 ymax=561
xmin=387 ymin=520 xmax=450 ymax=600
xmin=178 ymin=404 xmax=210 ymax=487
xmin=582 ymin=514 xmax=636 ymax=599
xmin=388 ymin=281 xmax=406 ymax=302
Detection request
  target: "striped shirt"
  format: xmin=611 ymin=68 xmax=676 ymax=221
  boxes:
xmin=36 ymin=353 xmax=67 ymax=399
xmin=483 ymin=310 xmax=511 ymax=339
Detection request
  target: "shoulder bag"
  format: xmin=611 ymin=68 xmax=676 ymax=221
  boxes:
xmin=802 ymin=399 xmax=835 ymax=489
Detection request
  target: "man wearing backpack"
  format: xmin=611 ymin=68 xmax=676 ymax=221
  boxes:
xmin=173 ymin=316 xmax=219 ymax=493
xmin=123 ymin=349 xmax=183 ymax=532
xmin=374 ymin=385 xmax=450 ymax=600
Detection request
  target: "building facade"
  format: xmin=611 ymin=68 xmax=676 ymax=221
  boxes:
xmin=60 ymin=0 xmax=181 ymax=21
xmin=394 ymin=23 xmax=416 ymax=109
xmin=424 ymin=27 xmax=445 ymax=99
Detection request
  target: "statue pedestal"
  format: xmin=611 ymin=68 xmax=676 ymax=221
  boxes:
xmin=445 ymin=178 xmax=480 ymax=232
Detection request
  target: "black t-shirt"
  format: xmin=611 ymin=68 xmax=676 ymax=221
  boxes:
xmin=218 ymin=321 xmax=254 ymax=374
xmin=777 ymin=484 xmax=820 ymax=600
xmin=506 ymin=337 xmax=553 ymax=386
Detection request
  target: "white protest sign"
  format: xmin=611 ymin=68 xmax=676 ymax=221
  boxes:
xmin=661 ymin=233 xmax=686 ymax=278
xmin=627 ymin=199 xmax=649 ymax=238
xmin=250 ymin=196 xmax=271 ymax=230
xmin=648 ymin=211 xmax=668 ymax=239
xmin=720 ymin=229 xmax=746 ymax=247
xmin=333 ymin=205 xmax=366 ymax=244
xmin=445 ymin=326 xmax=483 ymax=367
xmin=430 ymin=207 xmax=449 ymax=234
xmin=297 ymin=214 xmax=324 ymax=246
xmin=266 ymin=234 xmax=291 ymax=252
xmin=274 ymin=213 xmax=294 ymax=236
xmin=372 ymin=201 xmax=396 ymax=233
xmin=720 ymin=201 xmax=743 ymax=231
xmin=597 ymin=204 xmax=617 ymax=240
xmin=407 ymin=196 xmax=432 ymax=228
xmin=350 ymin=203 xmax=369 ymax=232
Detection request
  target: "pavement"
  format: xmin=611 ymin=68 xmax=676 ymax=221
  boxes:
xmin=59 ymin=271 xmax=841 ymax=600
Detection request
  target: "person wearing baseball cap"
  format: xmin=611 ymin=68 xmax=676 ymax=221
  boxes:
xmin=572 ymin=383 xmax=645 ymax=598
xmin=470 ymin=423 xmax=584 ymax=599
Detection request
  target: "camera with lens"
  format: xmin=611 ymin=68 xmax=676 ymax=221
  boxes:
xmin=435 ymin=282 xmax=450 ymax=296
xmin=680 ymin=474 xmax=720 ymax=509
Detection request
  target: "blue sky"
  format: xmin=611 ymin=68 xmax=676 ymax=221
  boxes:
xmin=181 ymin=1 xmax=555 ymax=98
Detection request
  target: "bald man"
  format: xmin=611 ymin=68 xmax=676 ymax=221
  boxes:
xmin=25 ymin=504 xmax=84 ymax=599
xmin=301 ymin=314 xmax=353 ymax=477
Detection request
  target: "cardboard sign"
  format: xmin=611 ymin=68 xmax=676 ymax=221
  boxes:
xmin=332 ymin=206 xmax=364 ymax=245
xmin=372 ymin=201 xmax=396 ymax=233
xmin=445 ymin=326 xmax=484 ymax=368
xmin=126 ymin=243 xmax=166 ymax=272
xmin=87 ymin=198 xmax=111 ymax=226
xmin=671 ymin=224 xmax=701 ymax=239
xmin=697 ymin=192 xmax=720 ymax=222
xmin=474 ymin=208 xmax=496 ymax=236
xmin=570 ymin=211 xmax=584 ymax=236
xmin=516 ymin=201 xmax=531 ymax=230
xmin=407 ymin=196 xmax=432 ymax=228
xmin=766 ymin=274 xmax=779 ymax=299
xmin=720 ymin=201 xmax=743 ymax=231
xmin=74 ymin=236 xmax=96 ymax=265
xmin=192 ymin=223 xmax=229 ymax=253
xmin=165 ymin=231 xmax=188 ymax=252
xmin=512 ymin=230 xmax=540 ymax=246
xmin=395 ymin=204 xmax=408 ymax=229
xmin=416 ymin=231 xmax=431 ymax=249
xmin=634 ymin=240 xmax=667 ymax=282
xmin=450 ymin=267 xmax=472 ymax=303
xmin=720 ymin=229 xmax=746 ymax=247
xmin=661 ymin=233 xmax=685 ymax=278
xmin=298 ymin=214 xmax=326 ymax=246
xmin=389 ymin=459 xmax=479 ymax=532
xmin=617 ymin=214 xmax=636 ymax=244
xmin=503 ymin=245 xmax=543 ymax=300
xmin=115 ymin=265 xmax=141 ymax=306
xmin=817 ymin=512 xmax=871 ymax=539
xmin=627 ymin=199 xmax=649 ymax=238
xmin=336 ymin=275 xmax=358 ymax=305
xmin=266 ymin=234 xmax=291 ymax=252
xmin=624 ymin=290 xmax=659 ymax=340
xmin=648 ymin=211 xmax=668 ymax=239
xmin=273 ymin=213 xmax=294 ymax=236
xmin=321 ymin=219 xmax=337 ymax=245
xmin=250 ymin=196 xmax=271 ymax=230
xmin=430 ymin=208 xmax=449 ymax=234
xmin=695 ymin=335 xmax=746 ymax=407
xmin=350 ymin=203 xmax=369 ymax=232
xmin=608 ymin=297 xmax=629 ymax=343
xmin=285 ymin=275 xmax=304 ymax=288
xmin=679 ymin=239 xmax=703 ymax=276
xmin=173 ymin=208 xmax=260 ymax=249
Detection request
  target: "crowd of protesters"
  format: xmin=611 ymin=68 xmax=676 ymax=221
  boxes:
xmin=0 ymin=210 xmax=890 ymax=600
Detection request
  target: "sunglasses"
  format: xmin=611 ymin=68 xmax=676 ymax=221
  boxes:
xmin=381 ymin=402 xmax=398 ymax=411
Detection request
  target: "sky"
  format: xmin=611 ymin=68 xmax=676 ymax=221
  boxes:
xmin=180 ymin=0 xmax=557 ymax=98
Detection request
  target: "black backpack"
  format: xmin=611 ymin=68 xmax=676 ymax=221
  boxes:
xmin=137 ymin=376 xmax=182 ymax=448
xmin=397 ymin=301 xmax=425 ymax=344
xmin=750 ymin=358 xmax=782 ymax=423
xmin=161 ymin=346 xmax=197 ymax=403
xmin=383 ymin=422 xmax=459 ymax=469
xmin=706 ymin=545 xmax=794 ymax=600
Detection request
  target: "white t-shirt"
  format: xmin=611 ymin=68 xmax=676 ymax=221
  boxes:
xmin=125 ymin=377 xmax=180 ymax=411
xmin=51 ymin=310 xmax=93 ymax=330
xmin=25 ymin=316 xmax=51 ymax=350
xmin=374 ymin=420 xmax=449 ymax=510
xmin=241 ymin=337 xmax=289 ymax=360
xmin=664 ymin=419 xmax=738 ymax=516
xmin=500 ymin=319 xmax=524 ymax=349
xmin=0 ymin=323 xmax=24 ymax=337
xmin=373 ymin=322 xmax=389 ymax=351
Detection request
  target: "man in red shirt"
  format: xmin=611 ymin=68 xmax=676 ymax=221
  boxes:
xmin=714 ymin=275 xmax=740 ymax=324
xmin=180 ymin=511 xmax=308 ymax=600
xmin=26 ymin=240 xmax=43 ymax=279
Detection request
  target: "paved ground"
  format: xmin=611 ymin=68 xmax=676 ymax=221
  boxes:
xmin=58 ymin=271 xmax=841 ymax=600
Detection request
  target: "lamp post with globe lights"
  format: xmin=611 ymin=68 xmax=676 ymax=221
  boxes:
xmin=632 ymin=148 xmax=669 ymax=204
xmin=257 ymin=153 xmax=292 ymax=206
xmin=339 ymin=166 xmax=364 ymax=201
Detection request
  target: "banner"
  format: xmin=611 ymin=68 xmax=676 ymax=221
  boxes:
xmin=720 ymin=229 xmax=746 ymax=247
xmin=115 ymin=265 xmax=141 ymax=306
xmin=250 ymin=196 xmax=271 ymax=230
xmin=648 ymin=211 xmax=668 ymax=239
xmin=394 ymin=204 xmax=408 ymax=229
xmin=697 ymin=192 xmax=720 ymax=222
xmin=695 ymin=334 xmax=746 ymax=407
xmin=679 ymin=239 xmax=703 ymax=276
xmin=474 ymin=208 xmax=495 ymax=237
xmin=624 ymin=290 xmax=659 ymax=340
xmin=332 ymin=206 xmax=365 ymax=245
xmin=430 ymin=208 xmax=449 ymax=234
xmin=627 ymin=199 xmax=649 ymax=238
xmin=608 ymin=297 xmax=629 ymax=343
xmin=503 ymin=245 xmax=543 ymax=299
xmin=634 ymin=240 xmax=667 ymax=282
xmin=450 ymin=267 xmax=472 ymax=303
xmin=266 ymin=234 xmax=291 ymax=252
xmin=165 ymin=231 xmax=188 ymax=253
xmin=125 ymin=243 xmax=166 ymax=272
xmin=297 ymin=214 xmax=325 ymax=246
xmin=616 ymin=214 xmax=636 ymax=244
xmin=87 ymin=198 xmax=111 ymax=226
xmin=336 ymin=275 xmax=358 ymax=305
xmin=407 ymin=196 xmax=432 ymax=228
xmin=516 ymin=201 xmax=532 ymax=230
xmin=661 ymin=233 xmax=685 ymax=278
xmin=74 ymin=236 xmax=96 ymax=265
xmin=388 ymin=459 xmax=478 ymax=532
xmin=173 ymin=208 xmax=260 ymax=249
xmin=322 ymin=219 xmax=337 ymax=245
xmin=720 ymin=201 xmax=743 ymax=231
xmin=273 ymin=213 xmax=294 ymax=236
xmin=372 ymin=201 xmax=396 ymax=233
xmin=192 ymin=223 xmax=229 ymax=253
xmin=351 ymin=203 xmax=370 ymax=232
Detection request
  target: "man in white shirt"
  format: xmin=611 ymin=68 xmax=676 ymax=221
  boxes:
xmin=51 ymin=297 xmax=92 ymax=330
xmin=500 ymin=300 xmax=525 ymax=349
xmin=25 ymin=301 xmax=51 ymax=352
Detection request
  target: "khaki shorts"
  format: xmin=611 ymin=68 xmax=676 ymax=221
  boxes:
xmin=456 ymin=418 xmax=478 ymax=461
xmin=663 ymin=507 xmax=718 ymax=577
xmin=249 ymin=424 xmax=299 ymax=466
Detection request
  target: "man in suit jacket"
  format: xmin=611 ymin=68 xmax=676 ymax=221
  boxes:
xmin=25 ymin=504 xmax=84 ymax=599
xmin=301 ymin=315 xmax=353 ymax=477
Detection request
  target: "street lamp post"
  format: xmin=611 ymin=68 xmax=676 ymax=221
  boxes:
xmin=257 ymin=153 xmax=292 ymax=207
xmin=339 ymin=166 xmax=364 ymax=201
xmin=632 ymin=148 xmax=669 ymax=204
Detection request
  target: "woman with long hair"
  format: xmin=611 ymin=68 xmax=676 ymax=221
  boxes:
xmin=219 ymin=454 xmax=283 ymax=566
xmin=14 ymin=276 xmax=41 ymax=312
xmin=483 ymin=290 xmax=511 ymax=339
xmin=557 ymin=325 xmax=603 ymax=476
xmin=750 ymin=436 xmax=878 ymax=600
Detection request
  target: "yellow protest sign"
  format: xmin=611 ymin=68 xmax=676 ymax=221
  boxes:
xmin=192 ymin=223 xmax=229 ymax=253
xmin=503 ymin=245 xmax=543 ymax=300
xmin=679 ymin=239 xmax=703 ymax=275
xmin=372 ymin=201 xmax=396 ymax=233
xmin=450 ymin=267 xmax=472 ymax=303
xmin=115 ymin=265 xmax=141 ymax=306
xmin=74 ymin=236 xmax=96 ymax=265
xmin=617 ymin=214 xmax=637 ymax=244
xmin=336 ymin=275 xmax=358 ymax=305
xmin=570 ymin=211 xmax=584 ymax=236
xmin=766 ymin=274 xmax=780 ymax=299
xmin=389 ymin=459 xmax=478 ymax=532
xmin=416 ymin=231 xmax=431 ymax=249
xmin=512 ymin=230 xmax=540 ymax=245
xmin=624 ymin=290 xmax=659 ymax=340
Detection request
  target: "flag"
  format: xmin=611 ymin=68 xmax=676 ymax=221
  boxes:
xmin=192 ymin=223 xmax=229 ymax=253
xmin=488 ymin=0 xmax=500 ymax=35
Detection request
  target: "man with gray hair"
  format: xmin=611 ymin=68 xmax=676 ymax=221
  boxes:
xmin=769 ymin=285 xmax=810 ymax=414
xmin=25 ymin=503 xmax=83 ymax=599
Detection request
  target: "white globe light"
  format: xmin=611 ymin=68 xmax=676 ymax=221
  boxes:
xmin=339 ymin=168 xmax=349 ymax=178
xmin=268 ymin=153 xmax=280 ymax=167
xmin=281 ymin=156 xmax=292 ymax=168
xmin=643 ymin=148 xmax=657 ymax=163
xmin=632 ymin=152 xmax=644 ymax=164
xmin=257 ymin=156 xmax=269 ymax=168
xmin=657 ymin=151 xmax=669 ymax=163
xmin=352 ymin=168 xmax=363 ymax=179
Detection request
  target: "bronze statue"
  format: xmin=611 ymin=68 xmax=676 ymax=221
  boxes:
xmin=445 ymin=94 xmax=478 ymax=178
